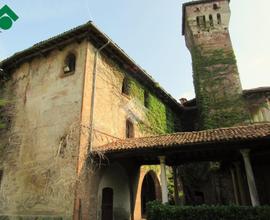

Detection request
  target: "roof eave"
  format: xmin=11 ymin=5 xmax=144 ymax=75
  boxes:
xmin=0 ymin=21 xmax=183 ymax=113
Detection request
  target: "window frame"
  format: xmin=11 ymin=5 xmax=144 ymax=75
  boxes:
xmin=62 ymin=52 xmax=77 ymax=77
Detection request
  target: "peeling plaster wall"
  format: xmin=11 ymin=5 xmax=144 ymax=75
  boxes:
xmin=91 ymin=49 xmax=148 ymax=146
xmin=97 ymin=163 xmax=130 ymax=220
xmin=80 ymin=42 xmax=176 ymax=220
xmin=0 ymin=38 xmax=179 ymax=220
xmin=0 ymin=41 xmax=87 ymax=217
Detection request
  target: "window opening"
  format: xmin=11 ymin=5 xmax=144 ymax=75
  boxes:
xmin=126 ymin=120 xmax=134 ymax=138
xmin=209 ymin=14 xmax=214 ymax=26
xmin=63 ymin=53 xmax=76 ymax=74
xmin=122 ymin=77 xmax=130 ymax=95
xmin=217 ymin=13 xmax=221 ymax=24
xmin=144 ymin=91 xmax=150 ymax=108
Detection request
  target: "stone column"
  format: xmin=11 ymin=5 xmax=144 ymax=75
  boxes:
xmin=234 ymin=162 xmax=248 ymax=205
xmin=159 ymin=156 xmax=168 ymax=203
xmin=230 ymin=167 xmax=240 ymax=205
xmin=240 ymin=149 xmax=260 ymax=206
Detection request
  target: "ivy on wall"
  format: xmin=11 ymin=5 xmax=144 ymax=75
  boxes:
xmin=191 ymin=47 xmax=250 ymax=129
xmin=126 ymin=76 xmax=181 ymax=135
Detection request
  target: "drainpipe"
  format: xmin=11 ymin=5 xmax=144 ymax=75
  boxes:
xmin=73 ymin=40 xmax=110 ymax=220
xmin=88 ymin=40 xmax=110 ymax=153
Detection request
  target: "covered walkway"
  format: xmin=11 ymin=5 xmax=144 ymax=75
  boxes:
xmin=94 ymin=123 xmax=270 ymax=207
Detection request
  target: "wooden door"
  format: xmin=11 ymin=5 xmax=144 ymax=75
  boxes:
xmin=101 ymin=187 xmax=113 ymax=220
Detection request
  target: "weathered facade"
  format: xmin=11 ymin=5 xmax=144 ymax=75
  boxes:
xmin=0 ymin=23 xmax=181 ymax=220
xmin=0 ymin=0 xmax=269 ymax=220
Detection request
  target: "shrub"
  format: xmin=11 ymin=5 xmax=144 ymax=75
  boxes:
xmin=146 ymin=201 xmax=270 ymax=220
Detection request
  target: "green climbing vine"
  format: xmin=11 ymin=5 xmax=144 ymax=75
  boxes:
xmin=126 ymin=76 xmax=181 ymax=135
xmin=191 ymin=47 xmax=250 ymax=129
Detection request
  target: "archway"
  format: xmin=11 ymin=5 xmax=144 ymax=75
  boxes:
xmin=141 ymin=171 xmax=161 ymax=217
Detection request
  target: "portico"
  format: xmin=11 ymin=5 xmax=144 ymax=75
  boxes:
xmin=94 ymin=123 xmax=270 ymax=219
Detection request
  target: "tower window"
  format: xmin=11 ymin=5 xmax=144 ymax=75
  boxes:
xmin=209 ymin=15 xmax=214 ymax=26
xmin=144 ymin=91 xmax=150 ymax=108
xmin=213 ymin=3 xmax=220 ymax=10
xmin=217 ymin=13 xmax=222 ymax=24
xmin=122 ymin=77 xmax=130 ymax=96
xmin=196 ymin=16 xmax=206 ymax=28
xmin=63 ymin=53 xmax=76 ymax=74
xmin=126 ymin=120 xmax=134 ymax=138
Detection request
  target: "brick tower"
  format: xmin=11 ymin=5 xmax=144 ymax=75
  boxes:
xmin=182 ymin=0 xmax=250 ymax=129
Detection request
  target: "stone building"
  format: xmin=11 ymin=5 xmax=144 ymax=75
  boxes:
xmin=0 ymin=0 xmax=269 ymax=220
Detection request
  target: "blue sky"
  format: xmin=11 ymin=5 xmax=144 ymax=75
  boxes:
xmin=0 ymin=0 xmax=269 ymax=100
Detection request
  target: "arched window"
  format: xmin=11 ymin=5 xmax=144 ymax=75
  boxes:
xmin=217 ymin=13 xmax=221 ymax=24
xmin=209 ymin=14 xmax=214 ymax=26
xmin=63 ymin=53 xmax=76 ymax=74
xmin=126 ymin=119 xmax=134 ymax=138
xmin=203 ymin=15 xmax=206 ymax=27
xmin=122 ymin=77 xmax=130 ymax=95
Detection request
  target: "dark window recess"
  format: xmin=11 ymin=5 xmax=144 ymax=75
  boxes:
xmin=217 ymin=13 xmax=222 ymax=24
xmin=213 ymin=3 xmax=219 ymax=10
xmin=64 ymin=53 xmax=76 ymax=74
xmin=196 ymin=16 xmax=206 ymax=27
xmin=122 ymin=77 xmax=130 ymax=95
xmin=126 ymin=120 xmax=134 ymax=138
xmin=144 ymin=91 xmax=150 ymax=108
xmin=209 ymin=14 xmax=214 ymax=26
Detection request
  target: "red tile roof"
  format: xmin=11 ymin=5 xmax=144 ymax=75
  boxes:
xmin=95 ymin=123 xmax=270 ymax=154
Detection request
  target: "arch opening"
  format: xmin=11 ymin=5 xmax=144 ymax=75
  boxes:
xmin=141 ymin=171 xmax=161 ymax=217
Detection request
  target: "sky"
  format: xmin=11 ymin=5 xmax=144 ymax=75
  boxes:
xmin=0 ymin=0 xmax=269 ymax=100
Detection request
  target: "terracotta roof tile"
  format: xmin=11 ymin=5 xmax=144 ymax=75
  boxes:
xmin=95 ymin=123 xmax=270 ymax=154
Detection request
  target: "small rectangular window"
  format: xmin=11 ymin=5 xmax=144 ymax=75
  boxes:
xmin=122 ymin=77 xmax=130 ymax=96
xmin=197 ymin=16 xmax=206 ymax=27
xmin=126 ymin=120 xmax=134 ymax=138
xmin=144 ymin=91 xmax=150 ymax=108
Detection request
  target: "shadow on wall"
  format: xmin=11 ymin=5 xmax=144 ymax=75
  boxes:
xmin=97 ymin=163 xmax=131 ymax=220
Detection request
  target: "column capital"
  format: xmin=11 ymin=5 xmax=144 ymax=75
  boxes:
xmin=159 ymin=156 xmax=166 ymax=164
xmin=240 ymin=149 xmax=250 ymax=158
